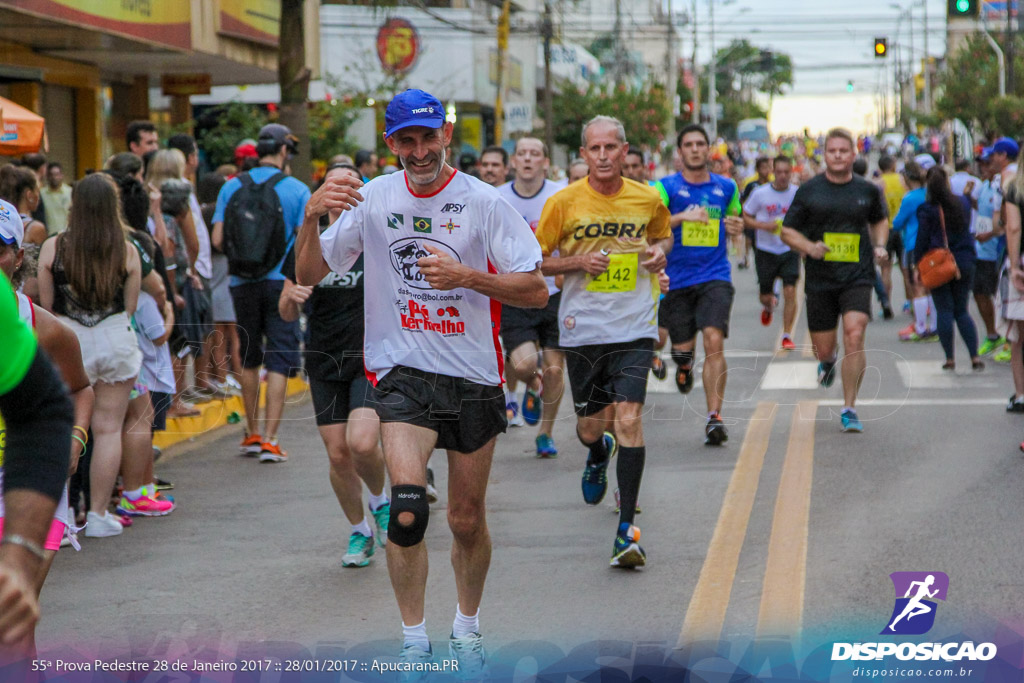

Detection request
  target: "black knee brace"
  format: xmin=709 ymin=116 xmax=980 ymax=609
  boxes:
xmin=388 ymin=485 xmax=430 ymax=547
xmin=671 ymin=350 xmax=693 ymax=367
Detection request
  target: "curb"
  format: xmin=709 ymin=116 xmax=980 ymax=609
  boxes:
xmin=153 ymin=376 xmax=310 ymax=452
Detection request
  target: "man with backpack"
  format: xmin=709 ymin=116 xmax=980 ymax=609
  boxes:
xmin=211 ymin=124 xmax=311 ymax=462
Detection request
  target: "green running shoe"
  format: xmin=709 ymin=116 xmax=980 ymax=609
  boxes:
xmin=979 ymin=337 xmax=1006 ymax=356
xmin=370 ymin=502 xmax=390 ymax=548
xmin=341 ymin=532 xmax=374 ymax=567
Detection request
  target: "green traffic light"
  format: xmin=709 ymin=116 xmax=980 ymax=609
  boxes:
xmin=956 ymin=0 xmax=970 ymax=11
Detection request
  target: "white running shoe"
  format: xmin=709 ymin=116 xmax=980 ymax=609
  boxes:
xmin=84 ymin=510 xmax=123 ymax=538
xmin=449 ymin=632 xmax=487 ymax=680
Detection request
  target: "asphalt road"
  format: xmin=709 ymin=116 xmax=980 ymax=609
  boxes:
xmin=35 ymin=257 xmax=1024 ymax=678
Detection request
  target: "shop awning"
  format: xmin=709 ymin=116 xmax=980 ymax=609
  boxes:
xmin=0 ymin=96 xmax=44 ymax=156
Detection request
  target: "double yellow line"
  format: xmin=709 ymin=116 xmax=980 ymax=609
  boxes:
xmin=677 ymin=400 xmax=818 ymax=646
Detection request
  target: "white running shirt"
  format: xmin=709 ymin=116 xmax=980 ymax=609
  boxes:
xmin=496 ymin=179 xmax=562 ymax=295
xmin=743 ymin=183 xmax=798 ymax=255
xmin=320 ymin=170 xmax=542 ymax=386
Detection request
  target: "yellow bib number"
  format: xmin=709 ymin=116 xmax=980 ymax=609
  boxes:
xmin=587 ymin=252 xmax=638 ymax=293
xmin=682 ymin=219 xmax=720 ymax=247
xmin=823 ymin=232 xmax=860 ymax=263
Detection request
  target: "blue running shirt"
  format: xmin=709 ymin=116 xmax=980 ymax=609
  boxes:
xmin=655 ymin=172 xmax=741 ymax=290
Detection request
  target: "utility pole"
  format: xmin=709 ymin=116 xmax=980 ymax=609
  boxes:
xmin=709 ymin=0 xmax=718 ymax=140
xmin=922 ymin=0 xmax=930 ymax=114
xmin=691 ymin=0 xmax=700 ymax=124
xmin=542 ymin=0 xmax=554 ymax=155
xmin=666 ymin=0 xmax=678 ymax=137
xmin=494 ymin=0 xmax=511 ymax=145
xmin=613 ymin=0 xmax=626 ymax=87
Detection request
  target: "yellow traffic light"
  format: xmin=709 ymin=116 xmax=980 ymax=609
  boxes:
xmin=874 ymin=37 xmax=888 ymax=58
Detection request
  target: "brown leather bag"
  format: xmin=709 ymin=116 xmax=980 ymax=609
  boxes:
xmin=918 ymin=206 xmax=960 ymax=289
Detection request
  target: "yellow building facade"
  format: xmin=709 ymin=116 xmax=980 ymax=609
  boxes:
xmin=0 ymin=0 xmax=319 ymax=177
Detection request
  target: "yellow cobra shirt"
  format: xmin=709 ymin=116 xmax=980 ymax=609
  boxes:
xmin=535 ymin=177 xmax=671 ymax=347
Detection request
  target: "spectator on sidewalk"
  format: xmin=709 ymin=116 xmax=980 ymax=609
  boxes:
xmin=19 ymin=153 xmax=47 ymax=225
xmin=212 ymin=123 xmax=310 ymax=463
xmin=198 ymin=172 xmax=241 ymax=393
xmin=127 ymin=120 xmax=159 ymax=158
xmin=0 ymin=164 xmax=47 ymax=298
xmin=40 ymin=162 xmax=72 ymax=236
xmin=37 ymin=173 xmax=143 ymax=538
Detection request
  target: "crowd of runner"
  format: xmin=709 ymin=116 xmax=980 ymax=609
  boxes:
xmin=3 ymin=87 xmax=1024 ymax=679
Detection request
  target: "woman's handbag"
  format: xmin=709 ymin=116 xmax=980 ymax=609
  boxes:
xmin=918 ymin=206 xmax=960 ymax=289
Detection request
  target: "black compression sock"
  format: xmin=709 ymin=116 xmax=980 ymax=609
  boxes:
xmin=616 ymin=446 xmax=645 ymax=526
xmin=582 ymin=434 xmax=609 ymax=466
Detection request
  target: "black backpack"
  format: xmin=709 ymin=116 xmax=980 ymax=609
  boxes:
xmin=223 ymin=171 xmax=289 ymax=280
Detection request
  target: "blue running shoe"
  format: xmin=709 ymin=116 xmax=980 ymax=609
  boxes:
xmin=581 ymin=432 xmax=617 ymax=505
xmin=610 ymin=522 xmax=646 ymax=568
xmin=535 ymin=433 xmax=558 ymax=458
xmin=522 ymin=386 xmax=541 ymax=425
xmin=840 ymin=409 xmax=863 ymax=433
xmin=817 ymin=360 xmax=837 ymax=388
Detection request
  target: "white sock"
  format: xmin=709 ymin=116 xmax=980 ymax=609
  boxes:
xmin=368 ymin=491 xmax=389 ymax=511
xmin=452 ymin=605 xmax=480 ymax=639
xmin=841 ymin=405 xmax=855 ymax=414
xmin=926 ymin=296 xmax=937 ymax=331
xmin=123 ymin=486 xmax=145 ymax=501
xmin=782 ymin=332 xmax=792 ymax=341
xmin=402 ymin=620 xmax=430 ymax=651
xmin=351 ymin=518 xmax=372 ymax=537
xmin=913 ymin=297 xmax=929 ymax=334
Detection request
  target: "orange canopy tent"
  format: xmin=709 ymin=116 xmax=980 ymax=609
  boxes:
xmin=0 ymin=96 xmax=45 ymax=156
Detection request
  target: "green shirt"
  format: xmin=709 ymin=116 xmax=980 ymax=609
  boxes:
xmin=0 ymin=273 xmax=37 ymax=395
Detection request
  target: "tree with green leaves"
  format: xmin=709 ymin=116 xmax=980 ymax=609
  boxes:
xmin=936 ymin=32 xmax=1024 ymax=137
xmin=706 ymin=40 xmax=793 ymax=138
xmin=551 ymin=82 xmax=670 ymax=151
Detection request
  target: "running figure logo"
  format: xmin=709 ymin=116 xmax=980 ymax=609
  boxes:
xmin=882 ymin=571 xmax=949 ymax=635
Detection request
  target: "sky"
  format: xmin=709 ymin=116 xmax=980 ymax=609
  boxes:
xmin=671 ymin=0 xmax=948 ymax=135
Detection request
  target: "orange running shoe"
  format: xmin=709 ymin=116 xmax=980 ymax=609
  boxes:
xmin=240 ymin=433 xmax=262 ymax=456
xmin=259 ymin=440 xmax=288 ymax=463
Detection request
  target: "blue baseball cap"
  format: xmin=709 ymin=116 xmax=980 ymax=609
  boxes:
xmin=993 ymin=136 xmax=1020 ymax=159
xmin=384 ymin=89 xmax=445 ymax=138
xmin=979 ymin=146 xmax=995 ymax=161
xmin=0 ymin=199 xmax=23 ymax=248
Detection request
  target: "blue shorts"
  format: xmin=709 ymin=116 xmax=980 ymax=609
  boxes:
xmin=230 ymin=279 xmax=301 ymax=376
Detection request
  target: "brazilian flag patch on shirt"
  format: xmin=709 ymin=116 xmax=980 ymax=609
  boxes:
xmin=413 ymin=216 xmax=432 ymax=233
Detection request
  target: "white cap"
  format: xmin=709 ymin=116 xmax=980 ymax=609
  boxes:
xmin=0 ymin=199 xmax=23 ymax=248
xmin=914 ymin=153 xmax=936 ymax=171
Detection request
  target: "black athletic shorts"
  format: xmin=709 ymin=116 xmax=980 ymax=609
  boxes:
xmin=371 ymin=366 xmax=506 ymax=453
xmin=744 ymin=227 xmax=756 ymax=244
xmin=974 ymin=259 xmax=999 ymax=297
xmin=230 ymin=279 xmax=301 ymax=376
xmin=886 ymin=230 xmax=903 ymax=262
xmin=500 ymin=291 xmax=561 ymax=353
xmin=754 ymin=250 xmax=801 ymax=295
xmin=310 ymin=375 xmax=374 ymax=426
xmin=659 ymin=280 xmax=735 ymax=341
xmin=564 ymin=339 xmax=654 ymax=417
xmin=805 ymin=286 xmax=873 ymax=332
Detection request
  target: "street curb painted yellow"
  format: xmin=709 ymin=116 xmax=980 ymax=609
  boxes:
xmin=152 ymin=377 xmax=309 ymax=450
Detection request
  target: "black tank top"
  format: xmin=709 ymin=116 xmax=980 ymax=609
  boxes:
xmin=51 ymin=234 xmax=126 ymax=327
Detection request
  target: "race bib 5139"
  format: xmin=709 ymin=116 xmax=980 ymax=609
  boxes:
xmin=823 ymin=232 xmax=860 ymax=262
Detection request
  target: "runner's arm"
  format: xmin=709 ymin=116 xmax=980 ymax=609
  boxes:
xmin=419 ymin=245 xmax=547 ymax=308
xmin=742 ymin=210 xmax=778 ymax=232
xmin=296 ymin=176 xmax=364 ymax=286
xmin=277 ymin=278 xmax=312 ymax=323
xmin=1006 ymin=201 xmax=1023 ymax=287
xmin=0 ymin=276 xmax=72 ymax=641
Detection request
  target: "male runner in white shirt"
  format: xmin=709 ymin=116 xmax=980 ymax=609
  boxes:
xmin=295 ymin=89 xmax=546 ymax=678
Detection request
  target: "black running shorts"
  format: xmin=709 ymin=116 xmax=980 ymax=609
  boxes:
xmin=659 ymin=280 xmax=735 ymax=342
xmin=500 ymin=291 xmax=561 ymax=353
xmin=805 ymin=286 xmax=873 ymax=332
xmin=371 ymin=366 xmax=506 ymax=453
xmin=310 ymin=375 xmax=374 ymax=426
xmin=754 ymin=250 xmax=800 ymax=295
xmin=974 ymin=259 xmax=999 ymax=297
xmin=564 ymin=339 xmax=654 ymax=417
